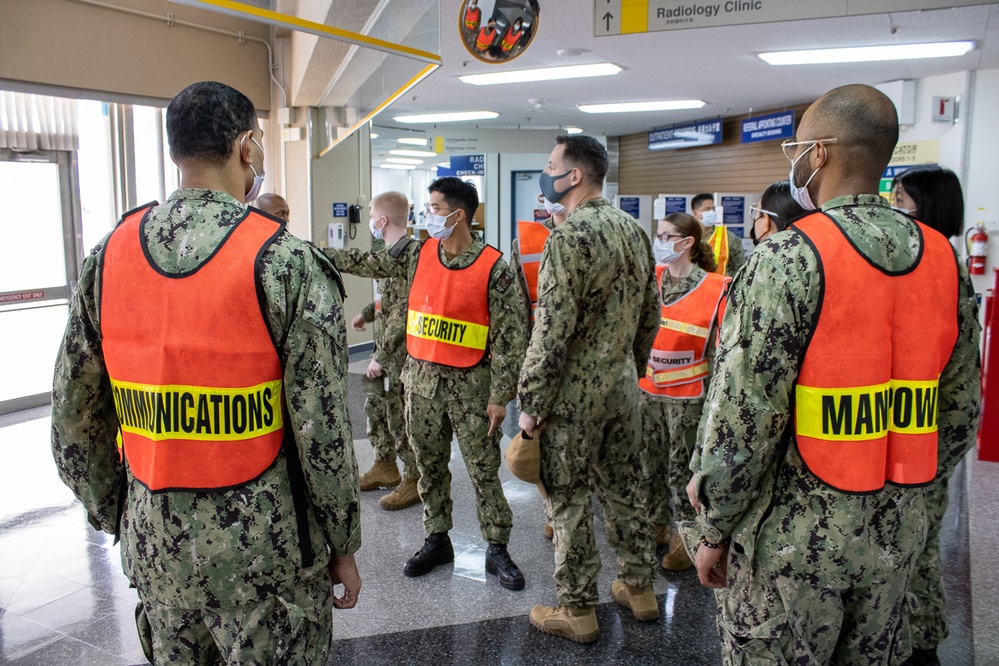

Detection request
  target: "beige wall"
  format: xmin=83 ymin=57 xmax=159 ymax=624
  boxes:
xmin=0 ymin=0 xmax=270 ymax=109
xmin=310 ymin=128 xmax=374 ymax=349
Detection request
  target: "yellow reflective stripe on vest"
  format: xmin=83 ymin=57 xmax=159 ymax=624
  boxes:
xmin=661 ymin=317 xmax=711 ymax=339
xmin=110 ymin=379 xmax=283 ymax=442
xmin=407 ymin=310 xmax=489 ymax=350
xmin=796 ymin=378 xmax=939 ymax=441
xmin=649 ymin=359 xmax=710 ymax=384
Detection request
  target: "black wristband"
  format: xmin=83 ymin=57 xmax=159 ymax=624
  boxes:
xmin=700 ymin=535 xmax=730 ymax=549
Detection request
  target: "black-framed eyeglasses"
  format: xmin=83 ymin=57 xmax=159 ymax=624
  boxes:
xmin=654 ymin=232 xmax=688 ymax=242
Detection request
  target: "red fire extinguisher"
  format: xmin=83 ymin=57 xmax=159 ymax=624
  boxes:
xmin=967 ymin=221 xmax=988 ymax=276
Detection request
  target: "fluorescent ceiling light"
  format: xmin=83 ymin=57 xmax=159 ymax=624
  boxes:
xmin=437 ymin=162 xmax=451 ymax=168
xmin=578 ymin=100 xmax=706 ymax=114
xmin=390 ymin=149 xmax=437 ymax=157
xmin=759 ymin=41 xmax=975 ymax=65
xmin=565 ymin=127 xmax=584 ymax=135
xmin=386 ymin=157 xmax=424 ymax=164
xmin=397 ymin=137 xmax=428 ymax=146
xmin=460 ymin=63 xmax=622 ymax=86
xmin=394 ymin=111 xmax=499 ymax=124
xmin=380 ymin=164 xmax=415 ymax=170
xmin=369 ymin=132 xmax=379 ymax=139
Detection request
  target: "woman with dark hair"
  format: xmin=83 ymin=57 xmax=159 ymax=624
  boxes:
xmin=750 ymin=180 xmax=808 ymax=246
xmin=890 ymin=165 xmax=965 ymax=666
xmin=892 ymin=165 xmax=964 ymax=238
xmin=639 ymin=212 xmax=729 ymax=571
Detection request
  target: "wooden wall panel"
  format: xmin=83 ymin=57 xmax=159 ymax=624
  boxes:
xmin=618 ymin=104 xmax=812 ymax=199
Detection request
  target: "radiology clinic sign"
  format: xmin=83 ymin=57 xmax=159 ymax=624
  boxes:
xmin=594 ymin=0 xmax=991 ymax=35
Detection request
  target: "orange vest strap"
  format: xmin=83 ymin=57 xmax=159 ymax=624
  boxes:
xmin=792 ymin=211 xmax=959 ymax=493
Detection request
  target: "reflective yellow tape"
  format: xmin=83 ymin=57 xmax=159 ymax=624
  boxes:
xmin=661 ymin=317 xmax=710 ymax=338
xmin=796 ymin=378 xmax=939 ymax=441
xmin=407 ymin=310 xmax=489 ymax=350
xmin=649 ymin=360 xmax=709 ymax=385
xmin=110 ymin=379 xmax=283 ymax=442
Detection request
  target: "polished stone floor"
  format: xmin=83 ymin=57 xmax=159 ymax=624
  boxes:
xmin=0 ymin=359 xmax=995 ymax=665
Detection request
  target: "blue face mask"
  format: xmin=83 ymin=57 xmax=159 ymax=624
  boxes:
xmin=540 ymin=169 xmax=575 ymax=204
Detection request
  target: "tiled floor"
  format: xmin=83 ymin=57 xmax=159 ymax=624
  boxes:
xmin=1 ymin=363 xmax=995 ymax=665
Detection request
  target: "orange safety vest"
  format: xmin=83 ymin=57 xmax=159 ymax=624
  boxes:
xmin=464 ymin=6 xmax=481 ymax=30
xmin=517 ymin=220 xmax=551 ymax=321
xmin=792 ymin=212 xmax=959 ymax=493
xmin=407 ymin=239 xmax=500 ymax=368
xmin=501 ymin=26 xmax=523 ymax=51
xmin=639 ymin=265 xmax=729 ymax=399
xmin=101 ymin=206 xmax=286 ymax=492
xmin=706 ymin=225 xmax=729 ymax=275
xmin=476 ymin=25 xmax=495 ymax=51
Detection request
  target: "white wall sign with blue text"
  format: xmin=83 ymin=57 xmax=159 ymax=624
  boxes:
xmin=741 ymin=110 xmax=795 ymax=144
xmin=649 ymin=119 xmax=722 ymax=151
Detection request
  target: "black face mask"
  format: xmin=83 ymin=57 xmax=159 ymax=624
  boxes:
xmin=751 ymin=216 xmax=762 ymax=246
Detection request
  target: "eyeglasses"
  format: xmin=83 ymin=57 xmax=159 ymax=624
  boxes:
xmin=425 ymin=204 xmax=453 ymax=215
xmin=654 ymin=232 xmax=687 ymax=242
xmin=780 ymin=137 xmax=838 ymax=161
xmin=750 ymin=205 xmax=778 ymax=222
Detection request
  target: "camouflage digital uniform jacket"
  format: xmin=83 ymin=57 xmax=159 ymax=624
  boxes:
xmin=325 ymin=236 xmax=527 ymax=407
xmin=51 ymin=188 xmax=361 ymax=608
xmin=518 ymin=198 xmax=661 ymax=421
xmin=691 ymin=194 xmax=981 ymax=590
xmin=359 ymin=261 xmax=409 ymax=379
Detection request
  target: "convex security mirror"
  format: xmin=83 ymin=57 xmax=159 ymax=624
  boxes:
xmin=460 ymin=0 xmax=539 ymax=63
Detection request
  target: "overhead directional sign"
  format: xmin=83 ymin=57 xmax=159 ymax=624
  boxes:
xmin=594 ymin=0 xmax=992 ymax=36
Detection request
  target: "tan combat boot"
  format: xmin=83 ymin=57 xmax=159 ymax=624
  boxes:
xmin=655 ymin=523 xmax=671 ymax=546
xmin=529 ymin=605 xmax=599 ymax=644
xmin=544 ymin=522 xmax=554 ymax=539
xmin=611 ymin=580 xmax=660 ymax=621
xmin=380 ymin=477 xmax=421 ymax=510
xmin=660 ymin=534 xmax=693 ymax=571
xmin=359 ymin=460 xmax=401 ymax=491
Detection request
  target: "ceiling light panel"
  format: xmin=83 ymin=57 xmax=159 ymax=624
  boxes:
xmin=397 ymin=137 xmax=428 ymax=145
xmin=459 ymin=63 xmax=622 ymax=86
xmin=759 ymin=41 xmax=975 ymax=65
xmin=394 ymin=111 xmax=499 ymax=123
xmin=578 ymin=100 xmax=706 ymax=114
xmin=386 ymin=157 xmax=424 ymax=164
xmin=389 ymin=149 xmax=437 ymax=157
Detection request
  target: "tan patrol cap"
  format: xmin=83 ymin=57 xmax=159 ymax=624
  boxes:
xmin=505 ymin=431 xmax=547 ymax=499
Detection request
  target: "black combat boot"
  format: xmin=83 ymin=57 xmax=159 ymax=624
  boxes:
xmin=900 ymin=648 xmax=941 ymax=666
xmin=403 ymin=532 xmax=454 ymax=577
xmin=485 ymin=543 xmax=525 ymax=590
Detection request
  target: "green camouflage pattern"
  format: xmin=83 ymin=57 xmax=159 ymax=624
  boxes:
xmin=518 ymin=198 xmax=660 ymax=607
xmin=691 ymin=194 xmax=981 ymax=663
xmin=325 ymin=237 xmax=527 ymax=541
xmin=906 ymin=477 xmax=950 ymax=650
xmin=140 ymin=567 xmax=333 ymax=664
xmin=363 ymin=374 xmax=418 ymax=479
xmin=721 ymin=228 xmax=746 ymax=278
xmin=51 ymin=188 xmax=361 ymax=611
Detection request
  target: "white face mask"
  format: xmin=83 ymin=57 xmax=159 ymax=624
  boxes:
xmin=892 ymin=206 xmax=914 ymax=216
xmin=788 ymin=143 xmax=819 ymax=211
xmin=653 ymin=238 xmax=685 ymax=265
xmin=698 ymin=209 xmax=718 ymax=226
xmin=543 ymin=197 xmax=566 ymax=217
xmin=241 ymin=134 xmax=265 ymax=203
xmin=369 ymin=216 xmax=385 ymax=240
xmin=425 ymin=209 xmax=458 ymax=240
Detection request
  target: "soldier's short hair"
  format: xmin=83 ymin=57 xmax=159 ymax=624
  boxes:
xmin=555 ymin=135 xmax=608 ymax=185
xmin=167 ymin=81 xmax=257 ymax=167
xmin=429 ymin=177 xmax=478 ymax=222
xmin=691 ymin=193 xmax=714 ymax=211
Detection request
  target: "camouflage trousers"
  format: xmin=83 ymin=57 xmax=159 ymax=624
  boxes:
xmin=717 ymin=548 xmax=912 ymax=666
xmin=363 ymin=373 xmax=418 ymax=479
xmin=405 ymin=376 xmax=512 ymax=543
xmin=540 ymin=411 xmax=657 ymax=608
xmin=638 ymin=392 xmax=703 ymax=528
xmin=136 ymin=568 xmax=333 ymax=665
xmin=905 ymin=477 xmax=949 ymax=650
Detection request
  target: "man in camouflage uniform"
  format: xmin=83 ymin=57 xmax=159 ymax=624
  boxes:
xmin=350 ymin=191 xmax=421 ymax=510
xmin=519 ymin=135 xmax=661 ymax=643
xmin=325 ymin=177 xmax=529 ymax=590
xmin=50 ymin=81 xmax=361 ymax=665
xmin=690 ymin=193 xmax=746 ymax=278
xmin=688 ymin=84 xmax=980 ymax=665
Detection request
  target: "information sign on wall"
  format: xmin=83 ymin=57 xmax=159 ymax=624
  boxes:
xmin=741 ymin=110 xmax=795 ymax=144
xmin=648 ymin=119 xmax=722 ymax=151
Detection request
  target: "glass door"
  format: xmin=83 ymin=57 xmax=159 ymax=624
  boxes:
xmin=0 ymin=149 xmax=81 ymax=414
